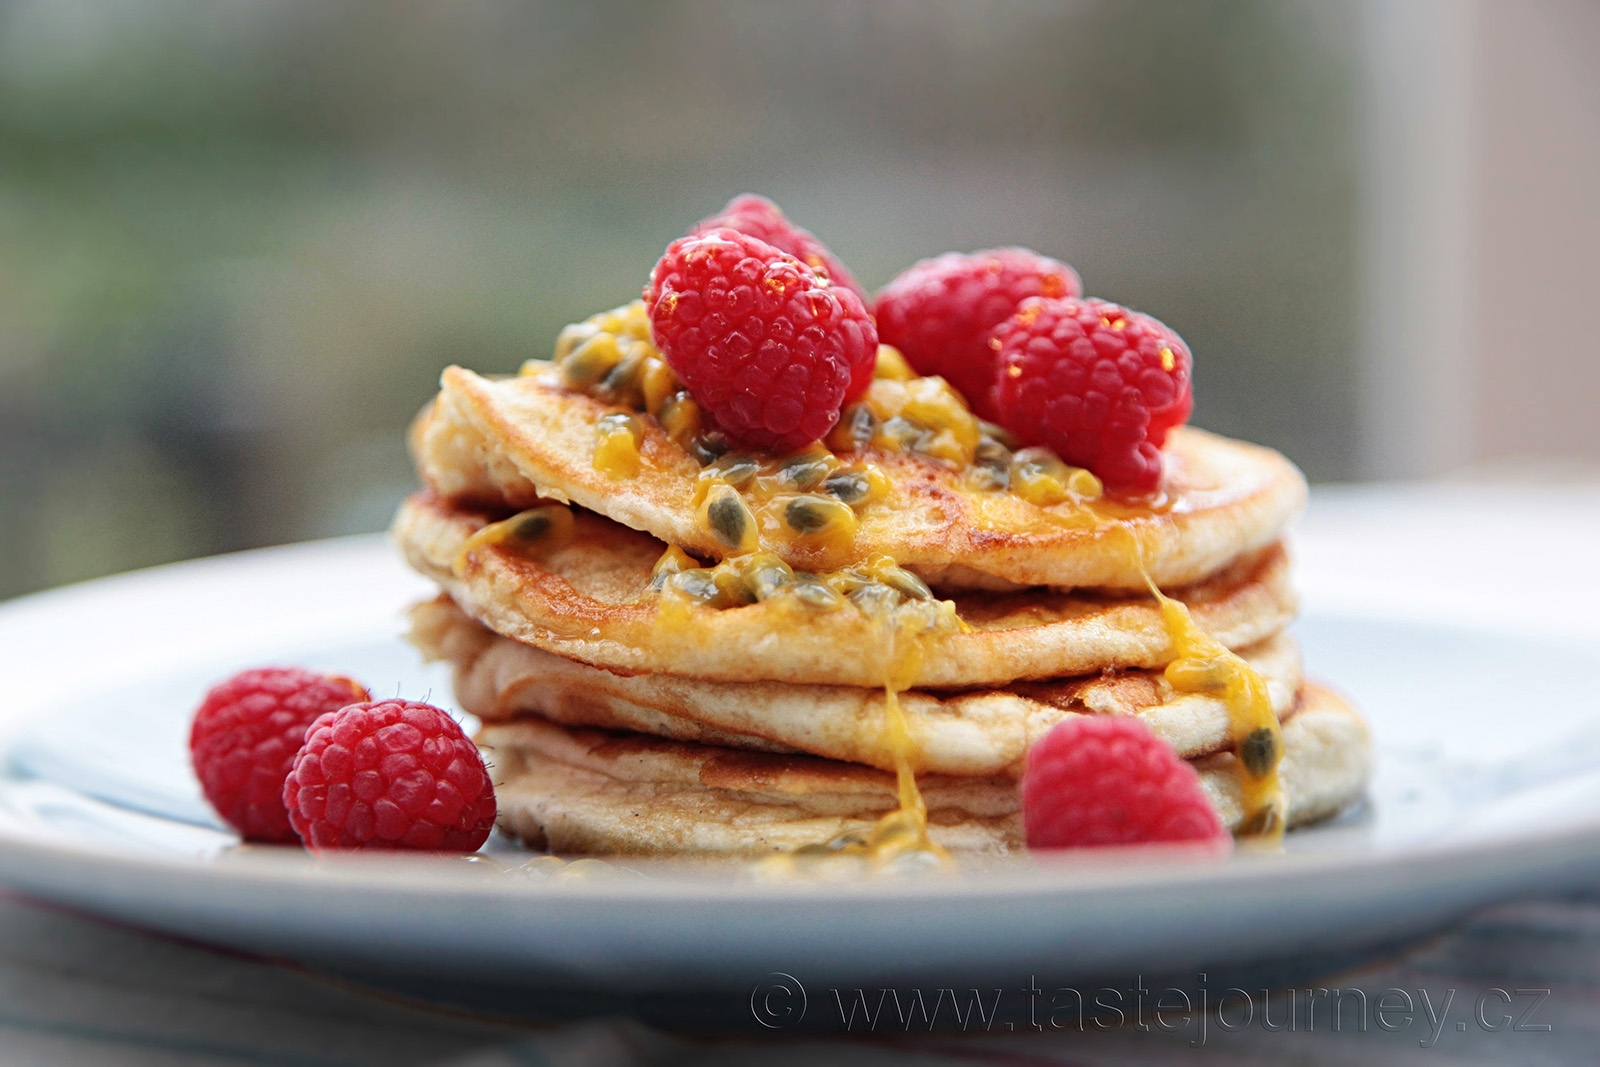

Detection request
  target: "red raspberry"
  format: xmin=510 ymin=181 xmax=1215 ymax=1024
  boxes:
xmin=875 ymin=248 xmax=1082 ymax=421
xmin=1022 ymin=715 xmax=1226 ymax=849
xmin=692 ymin=194 xmax=865 ymax=303
xmin=991 ymin=297 xmax=1193 ymax=495
xmin=189 ymin=667 xmax=369 ymax=843
xmin=284 ymin=700 xmax=497 ymax=852
xmin=645 ymin=228 xmax=878 ymax=452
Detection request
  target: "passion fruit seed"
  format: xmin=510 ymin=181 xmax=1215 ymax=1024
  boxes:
xmin=665 ymin=568 xmax=720 ymax=603
xmin=689 ymin=432 xmax=731 ymax=466
xmin=968 ymin=436 xmax=1013 ymax=491
xmin=784 ymin=494 xmax=857 ymax=537
xmin=711 ymin=568 xmax=758 ymax=607
xmin=823 ymin=469 xmax=871 ymax=504
xmin=648 ymin=545 xmax=697 ymax=590
xmin=554 ymin=321 xmax=601 ymax=362
xmin=785 ymin=575 xmax=846 ymax=611
xmin=742 ymin=554 xmax=794 ymax=599
xmin=848 ymin=582 xmax=903 ymax=615
xmin=561 ymin=333 xmax=625 ymax=389
xmin=1239 ymin=727 xmax=1280 ymax=779
xmin=873 ymin=562 xmax=933 ymax=601
xmin=976 ymin=419 xmax=1019 ymax=450
xmin=596 ymin=351 xmax=646 ymax=407
xmin=823 ymin=567 xmax=868 ymax=595
xmin=512 ymin=511 xmax=555 ymax=540
xmin=827 ymin=404 xmax=878 ymax=452
xmin=703 ymin=484 xmax=757 ymax=552
xmin=878 ymin=415 xmax=928 ymax=452
xmin=775 ymin=447 xmax=836 ymax=491
xmin=656 ymin=391 xmax=702 ymax=444
xmin=705 ymin=453 xmax=761 ymax=489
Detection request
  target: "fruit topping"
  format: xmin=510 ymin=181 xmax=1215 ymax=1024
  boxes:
xmin=1022 ymin=715 xmax=1227 ymax=849
xmin=691 ymin=193 xmax=865 ymax=303
xmin=991 ymin=296 xmax=1193 ymax=495
xmin=645 ymin=228 xmax=878 ymax=453
xmin=189 ymin=667 xmax=369 ymax=843
xmin=875 ymin=248 xmax=1082 ymax=421
xmin=283 ymin=699 xmax=497 ymax=852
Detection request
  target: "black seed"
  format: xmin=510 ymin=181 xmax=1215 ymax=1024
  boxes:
xmin=560 ymin=336 xmax=622 ymax=388
xmin=828 ymin=568 xmax=871 ymax=595
xmin=1239 ymin=727 xmax=1280 ymax=778
xmin=974 ymin=437 xmax=1012 ymax=470
xmin=668 ymin=569 xmax=719 ymax=601
xmin=596 ymin=353 xmax=644 ymax=405
xmin=788 ymin=578 xmax=844 ymax=611
xmin=823 ymin=470 xmax=870 ymax=504
xmin=779 ymin=453 xmax=832 ymax=490
xmin=597 ymin=412 xmax=643 ymax=444
xmin=785 ymin=495 xmax=845 ymax=533
xmin=712 ymin=570 xmax=758 ymax=607
xmin=848 ymin=583 xmax=902 ymax=614
xmin=689 ymin=433 xmax=730 ymax=465
xmin=841 ymin=405 xmax=877 ymax=449
xmin=880 ymin=415 xmax=928 ymax=451
xmin=706 ymin=490 xmax=752 ymax=549
xmin=747 ymin=559 xmax=793 ymax=599
xmin=513 ymin=514 xmax=552 ymax=539
xmin=878 ymin=566 xmax=933 ymax=600
xmin=710 ymin=454 xmax=760 ymax=489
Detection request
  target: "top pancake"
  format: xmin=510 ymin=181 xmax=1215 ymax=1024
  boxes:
xmin=412 ymin=366 xmax=1306 ymax=591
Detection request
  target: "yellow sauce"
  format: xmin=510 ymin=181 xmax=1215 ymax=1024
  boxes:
xmin=1127 ymin=529 xmax=1285 ymax=840
xmin=452 ymin=504 xmax=575 ymax=577
xmin=757 ymin=614 xmax=952 ymax=875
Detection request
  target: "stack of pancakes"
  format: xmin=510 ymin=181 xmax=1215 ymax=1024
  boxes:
xmin=394 ymin=361 xmax=1369 ymax=857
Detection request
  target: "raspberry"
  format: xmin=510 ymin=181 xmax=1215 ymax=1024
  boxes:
xmin=645 ymin=228 xmax=878 ymax=452
xmin=284 ymin=699 xmax=496 ymax=851
xmin=1022 ymin=715 xmax=1226 ymax=849
xmin=874 ymin=249 xmax=1082 ymax=421
xmin=692 ymin=194 xmax=865 ymax=303
xmin=991 ymin=297 xmax=1193 ymax=495
xmin=189 ymin=667 xmax=369 ymax=843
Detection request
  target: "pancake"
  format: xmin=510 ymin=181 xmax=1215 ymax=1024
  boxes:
xmin=411 ymin=366 xmax=1307 ymax=591
xmin=394 ymin=492 xmax=1299 ymax=688
xmin=412 ymin=596 xmax=1304 ymax=776
xmin=481 ymin=684 xmax=1368 ymax=857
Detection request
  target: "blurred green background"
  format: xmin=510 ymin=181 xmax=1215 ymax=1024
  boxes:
xmin=0 ymin=0 xmax=1359 ymax=600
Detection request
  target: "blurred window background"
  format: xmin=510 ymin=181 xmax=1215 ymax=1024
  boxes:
xmin=1 ymin=0 xmax=1595 ymax=600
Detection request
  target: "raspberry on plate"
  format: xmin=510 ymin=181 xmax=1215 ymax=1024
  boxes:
xmin=1022 ymin=715 xmax=1226 ymax=849
xmin=874 ymin=248 xmax=1082 ymax=421
xmin=991 ymin=296 xmax=1193 ymax=495
xmin=189 ymin=667 xmax=369 ymax=844
xmin=645 ymin=227 xmax=878 ymax=453
xmin=284 ymin=699 xmax=497 ymax=852
xmin=692 ymin=194 xmax=865 ymax=303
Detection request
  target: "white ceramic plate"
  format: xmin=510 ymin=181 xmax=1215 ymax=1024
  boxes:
xmin=2 ymin=487 xmax=1599 ymax=996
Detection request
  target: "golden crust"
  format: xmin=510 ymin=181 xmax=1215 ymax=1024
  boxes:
xmin=480 ymin=684 xmax=1368 ymax=857
xmin=413 ymin=596 xmax=1303 ymax=775
xmin=394 ymin=492 xmax=1300 ymax=688
xmin=412 ymin=367 xmax=1307 ymax=591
